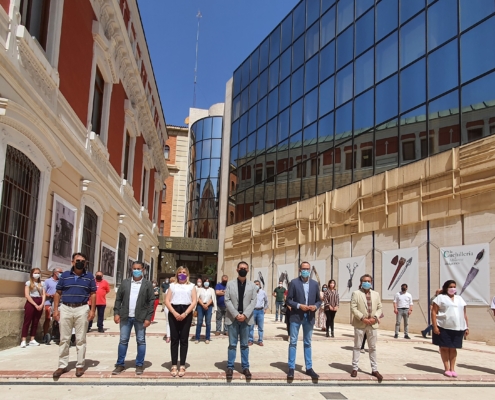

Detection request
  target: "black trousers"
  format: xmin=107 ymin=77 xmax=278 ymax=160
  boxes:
xmin=324 ymin=310 xmax=337 ymax=333
xmin=169 ymin=304 xmax=193 ymax=366
xmin=88 ymin=305 xmax=106 ymax=329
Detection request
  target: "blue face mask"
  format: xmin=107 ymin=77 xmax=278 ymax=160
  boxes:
xmin=133 ymin=270 xmax=143 ymax=278
xmin=301 ymin=270 xmax=310 ymax=278
xmin=361 ymin=281 xmax=372 ymax=290
xmin=204 ymin=282 xmax=209 ymax=288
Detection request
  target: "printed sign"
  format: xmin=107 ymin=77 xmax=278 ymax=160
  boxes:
xmin=382 ymin=247 xmax=419 ymax=300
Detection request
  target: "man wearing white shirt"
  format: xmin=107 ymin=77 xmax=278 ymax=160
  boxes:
xmin=249 ymin=280 xmax=268 ymax=346
xmin=393 ymin=283 xmax=413 ymax=339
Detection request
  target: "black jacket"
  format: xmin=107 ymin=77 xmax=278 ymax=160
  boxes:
xmin=114 ymin=278 xmax=155 ymax=322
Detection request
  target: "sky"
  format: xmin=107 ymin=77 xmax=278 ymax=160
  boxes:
xmin=138 ymin=0 xmax=300 ymax=127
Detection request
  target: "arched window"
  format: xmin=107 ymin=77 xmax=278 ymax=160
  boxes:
xmin=162 ymin=184 xmax=167 ymax=202
xmin=164 ymin=145 xmax=170 ymax=160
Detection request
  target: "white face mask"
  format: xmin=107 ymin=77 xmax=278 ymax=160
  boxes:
xmin=33 ymin=273 xmax=40 ymax=279
xmin=197 ymin=282 xmax=202 ymax=287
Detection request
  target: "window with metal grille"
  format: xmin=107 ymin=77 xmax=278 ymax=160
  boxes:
xmin=81 ymin=206 xmax=98 ymax=273
xmin=116 ymin=233 xmax=126 ymax=287
xmin=0 ymin=146 xmax=40 ymax=272
xmin=123 ymin=131 xmax=131 ymax=180
xmin=20 ymin=0 xmax=51 ymax=50
xmin=138 ymin=247 xmax=143 ymax=262
xmin=91 ymin=68 xmax=104 ymax=136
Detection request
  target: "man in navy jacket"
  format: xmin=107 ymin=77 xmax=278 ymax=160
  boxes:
xmin=286 ymin=261 xmax=321 ymax=379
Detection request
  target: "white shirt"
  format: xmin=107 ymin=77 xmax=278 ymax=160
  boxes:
xmin=434 ymin=294 xmax=467 ymax=331
xmin=198 ymin=287 xmax=214 ymax=304
xmin=25 ymin=281 xmax=45 ymax=297
xmin=393 ymin=291 xmax=413 ymax=308
xmin=128 ymin=279 xmax=142 ymax=318
xmin=170 ymin=283 xmax=194 ymax=305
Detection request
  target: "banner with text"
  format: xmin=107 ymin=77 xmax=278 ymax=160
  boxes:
xmin=338 ymin=256 xmax=366 ymax=302
xmin=382 ymin=247 xmax=419 ymax=300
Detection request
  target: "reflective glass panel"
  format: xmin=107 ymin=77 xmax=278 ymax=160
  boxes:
xmin=259 ymin=38 xmax=269 ymax=72
xmin=231 ymin=119 xmax=239 ymax=145
xmin=249 ymin=78 xmax=258 ymax=108
xmin=233 ymin=68 xmax=241 ymax=98
xmin=269 ymin=58 xmax=279 ymax=91
xmin=376 ymin=32 xmax=398 ymax=82
xmin=337 ymin=0 xmax=354 ymax=34
xmin=460 ymin=0 xmax=495 ymax=31
xmin=461 ymin=16 xmax=495 ymax=83
xmin=201 ymin=159 xmax=210 ymax=178
xmin=258 ymin=96 xmax=267 ymax=127
xmin=241 ymin=59 xmax=250 ymax=90
xmin=267 ymin=117 xmax=278 ymax=149
xmin=250 ymin=48 xmax=259 ymax=78
xmin=336 ymin=63 xmax=353 ymax=107
xmin=400 ymin=12 xmax=425 ymax=67
xmin=428 ymin=0 xmax=457 ymax=51
xmin=194 ymin=120 xmax=203 ymax=141
xmin=337 ymin=25 xmax=354 ymax=69
xmin=322 ymin=0 xmax=336 ymax=13
xmin=210 ymin=159 xmax=221 ymax=180
xmin=268 ymin=87 xmax=279 ymax=119
xmin=258 ymin=69 xmax=268 ymax=99
xmin=256 ymin=125 xmax=267 ymax=154
xmin=280 ymin=48 xmax=292 ymax=81
xmin=319 ymin=76 xmax=335 ymax=117
xmin=319 ymin=111 xmax=334 ymax=141
xmin=320 ymin=41 xmax=336 ymax=82
xmin=304 ymin=88 xmax=318 ymax=127
xmin=321 ymin=7 xmax=336 ymax=48
xmin=212 ymin=139 xmax=222 ymax=158
xmin=399 ymin=105 xmax=427 ymax=165
xmin=248 ymin=106 xmax=257 ymax=134
xmin=355 ymin=8 xmax=374 ymax=56
xmin=291 ymin=98 xmax=303 ymax=135
xmin=354 ymin=88 xmax=374 ymax=132
xmin=305 ymin=54 xmax=319 ymax=92
xmin=293 ymin=1 xmax=306 ymax=39
xmin=278 ymin=108 xmax=290 ymax=142
xmin=307 ymin=0 xmax=320 ymax=27
xmin=212 ymin=117 xmax=222 ymax=138
xmin=270 ymin=26 xmax=281 ymax=64
xmin=317 ymin=147 xmax=334 ymax=194
xmin=292 ymin=66 xmax=304 ymax=101
xmin=279 ymin=77 xmax=291 ymax=111
xmin=374 ymin=118 xmax=398 ymax=175
xmin=428 ymin=40 xmax=458 ymax=99
xmin=400 ymin=0 xmax=424 ymax=24
xmin=306 ymin=22 xmax=319 ymax=60
xmin=353 ymin=129 xmax=374 ymax=181
xmin=334 ymin=137 xmax=353 ymax=188
xmin=304 ymin=122 xmax=318 ymax=143
xmin=401 ymin=58 xmax=426 ymax=112
xmin=355 ymin=48 xmax=374 ymax=95
xmin=376 ymin=74 xmax=398 ymax=124
xmin=428 ymin=90 xmax=459 ymax=155
xmin=335 ymin=101 xmax=353 ymax=140
xmin=239 ymin=113 xmax=248 ymax=141
xmin=246 ymin=134 xmax=256 ymax=158
xmin=281 ymin=14 xmax=293 ymax=51
xmin=377 ymin=0 xmax=398 ymax=41
xmin=232 ymin=95 xmax=241 ymax=121
xmin=356 ymin=0 xmax=374 ymax=18
xmin=241 ymin=88 xmax=249 ymax=114
xmin=293 ymin=35 xmax=305 ymax=72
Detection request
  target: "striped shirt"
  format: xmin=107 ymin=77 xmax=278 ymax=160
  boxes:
xmin=56 ymin=269 xmax=97 ymax=304
xmin=323 ymin=289 xmax=340 ymax=308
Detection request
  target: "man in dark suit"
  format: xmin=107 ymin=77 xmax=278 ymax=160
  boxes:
xmin=286 ymin=261 xmax=321 ymax=379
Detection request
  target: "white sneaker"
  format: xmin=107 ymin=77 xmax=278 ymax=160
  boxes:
xmin=20 ymin=341 xmax=26 ymax=348
xmin=28 ymin=340 xmax=40 ymax=346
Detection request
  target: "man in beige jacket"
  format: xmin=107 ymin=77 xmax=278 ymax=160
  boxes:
xmin=350 ymin=274 xmax=383 ymax=382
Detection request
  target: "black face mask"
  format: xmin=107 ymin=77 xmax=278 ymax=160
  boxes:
xmin=96 ymin=276 xmax=103 ymax=281
xmin=238 ymin=269 xmax=248 ymax=278
xmin=401 ymin=287 xmax=407 ymax=292
xmin=221 ymin=280 xmax=227 ymax=285
xmin=74 ymin=260 xmax=85 ymax=270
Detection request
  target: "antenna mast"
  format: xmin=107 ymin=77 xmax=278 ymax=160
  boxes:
xmin=193 ymin=10 xmax=202 ymax=108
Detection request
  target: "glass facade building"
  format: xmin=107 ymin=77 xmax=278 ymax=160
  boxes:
xmin=186 ymin=116 xmax=223 ymax=238
xmin=228 ymin=0 xmax=495 ymax=225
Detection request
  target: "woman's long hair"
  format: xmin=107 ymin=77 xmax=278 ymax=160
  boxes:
xmin=175 ymin=266 xmax=191 ymax=284
xmin=29 ymin=268 xmax=43 ymax=295
xmin=328 ymin=279 xmax=337 ymax=290
xmin=441 ymin=280 xmax=456 ymax=295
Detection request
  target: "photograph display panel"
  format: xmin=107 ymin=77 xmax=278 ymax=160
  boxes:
xmin=100 ymin=242 xmax=116 ymax=279
xmin=382 ymin=247 xmax=419 ymax=300
xmin=277 ymin=263 xmax=295 ymax=289
xmin=253 ymin=266 xmax=269 ymax=290
xmin=48 ymin=194 xmax=77 ymax=271
xmin=338 ymin=255 xmax=366 ymax=302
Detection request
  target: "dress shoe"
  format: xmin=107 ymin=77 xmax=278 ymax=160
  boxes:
xmin=326 ymin=332 xmax=329 ymax=337
xmin=75 ymin=368 xmax=84 ymax=377
xmin=136 ymin=366 xmax=144 ymax=375
xmin=393 ymin=334 xmax=398 ymax=339
xmin=53 ymin=368 xmax=68 ymax=378
xmin=306 ymin=368 xmax=319 ymax=379
xmin=350 ymin=369 xmax=358 ymax=378
xmin=112 ymin=366 xmax=125 ymax=375
xmin=226 ymin=368 xmax=233 ymax=379
xmin=258 ymin=341 xmax=264 ymax=346
xmin=331 ymin=332 xmax=334 ymax=338
xmin=98 ymin=328 xmax=104 ymax=333
xmin=421 ymin=330 xmax=427 ymax=339
xmin=287 ymin=368 xmax=294 ymax=378
xmin=242 ymin=368 xmax=252 ymax=379
xmin=404 ymin=335 xmax=411 ymax=339
xmin=371 ymin=371 xmax=383 ymax=382
xmin=215 ymin=331 xmax=220 ymax=336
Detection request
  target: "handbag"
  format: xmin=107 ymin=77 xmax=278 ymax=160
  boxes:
xmin=281 ymin=305 xmax=287 ymax=315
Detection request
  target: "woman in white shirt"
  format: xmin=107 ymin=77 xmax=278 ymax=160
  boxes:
xmin=194 ymin=278 xmax=217 ymax=344
xmin=21 ymin=268 xmax=46 ymax=347
xmin=165 ymin=267 xmax=197 ymax=377
xmin=431 ymin=280 xmax=469 ymax=378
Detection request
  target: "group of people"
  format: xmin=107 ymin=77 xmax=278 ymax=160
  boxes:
xmin=18 ymin=253 xmax=479 ymax=381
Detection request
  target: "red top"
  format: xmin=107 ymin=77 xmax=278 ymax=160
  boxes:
xmin=89 ymin=279 xmax=110 ymax=305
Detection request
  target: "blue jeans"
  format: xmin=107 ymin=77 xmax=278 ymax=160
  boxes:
xmin=275 ymin=301 xmax=284 ymax=321
xmin=249 ymin=309 xmax=265 ymax=343
xmin=195 ymin=305 xmax=213 ymax=340
xmin=227 ymin=320 xmax=250 ymax=369
xmin=288 ymin=315 xmax=314 ymax=370
xmin=116 ymin=318 xmax=146 ymax=367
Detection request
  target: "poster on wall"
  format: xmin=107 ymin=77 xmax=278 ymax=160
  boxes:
xmin=144 ymin=262 xmax=151 ymax=281
xmin=253 ymin=266 xmax=269 ymax=290
xmin=309 ymin=260 xmax=327 ymax=289
xmin=440 ymin=243 xmax=490 ymax=306
xmin=100 ymin=242 xmax=116 ymax=279
xmin=338 ymin=256 xmax=366 ymax=301
xmin=127 ymin=257 xmax=135 ymax=279
xmin=48 ymin=194 xmax=77 ymax=271
xmin=277 ymin=263 xmax=295 ymax=289
xmin=382 ymin=247 xmax=419 ymax=300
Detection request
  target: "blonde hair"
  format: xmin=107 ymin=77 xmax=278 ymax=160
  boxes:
xmin=29 ymin=268 xmax=43 ymax=294
xmin=175 ymin=266 xmax=190 ymax=284
xmin=169 ymin=277 xmax=177 ymax=283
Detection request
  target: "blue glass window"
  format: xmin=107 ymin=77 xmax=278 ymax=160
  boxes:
xmin=233 ymin=68 xmax=241 ymax=98
xmin=306 ymin=22 xmax=319 ymax=60
xmin=281 ymin=14 xmax=293 ymax=51
xmin=336 ymin=64 xmax=353 ymax=107
xmin=241 ymin=88 xmax=249 ymax=114
xmin=201 ymin=159 xmax=210 ymax=178
xmin=213 ymin=138 xmax=223 ymax=158
xmin=241 ymin=59 xmax=250 ymax=90
xmin=259 ymin=69 xmax=268 ymax=99
xmin=279 ymin=77 xmax=291 ymax=111
xmin=267 ymin=118 xmax=278 ymax=149
xmin=461 ymin=71 xmax=495 ymax=108
xmin=461 ymin=16 xmax=495 ymax=83
xmin=335 ymin=102 xmax=353 ymax=138
xmin=268 ymin=87 xmax=279 ymax=119
xmin=400 ymin=12 xmax=425 ymax=67
xmin=212 ymin=117 xmax=222 ymax=138
xmin=356 ymin=0 xmax=374 ymax=18
xmin=321 ymin=7 xmax=336 ymax=48
xmin=233 ymin=95 xmax=241 ymax=121
xmin=280 ymin=48 xmax=292 ymax=81
xmin=305 ymin=55 xmax=319 ymax=92
xmin=269 ymin=58 xmax=279 ymax=91
xmin=337 ymin=25 xmax=353 ymax=69
xmin=401 ymin=58 xmax=426 ymax=112
xmin=257 ymin=96 xmax=267 ymax=127
xmin=292 ymin=35 xmax=305 ymax=72
xmin=377 ymin=0 xmax=398 ymax=41
xmin=196 ymin=140 xmax=203 ymax=160
xmin=460 ymin=0 xmax=495 ymax=31
xmin=320 ymin=41 xmax=335 ymax=82
xmin=250 ymin=49 xmax=259 ymax=79
xmin=428 ymin=0 xmax=457 ymax=51
xmin=318 ymin=111 xmax=334 ymax=140
xmin=322 ymin=0 xmax=337 ymax=13
xmin=248 ymin=106 xmax=257 ymax=134
xmin=355 ymin=48 xmax=374 ymax=95
xmin=304 ymin=88 xmax=318 ymax=127
xmin=230 ymin=145 xmax=238 ymax=167
xmin=278 ymin=108 xmax=290 ymax=142
xmin=354 ymin=88 xmax=374 ymax=132
xmin=202 ymin=139 xmax=211 ymax=159
xmin=355 ymin=8 xmax=374 ymax=56
xmin=428 ymin=40 xmax=458 ymax=98
xmin=231 ymin=120 xmax=239 ymax=144
xmin=307 ymin=0 xmax=320 ymax=27
xmin=259 ymin=38 xmax=269 ymax=72
xmin=249 ymin=78 xmax=258 ymax=108
xmin=400 ymin=0 xmax=424 ymax=24
xmin=194 ymin=120 xmax=204 ymax=142
xmin=293 ymin=1 xmax=306 ymax=40
xmin=337 ymin=0 xmax=354 ymax=34
xmin=247 ymin=133 xmax=256 ymax=159
xmin=202 ymin=119 xmax=212 ymax=139
xmin=376 ymin=74 xmax=398 ymax=124
xmin=291 ymin=99 xmax=303 ymax=135
xmin=239 ymin=113 xmax=248 ymax=141
xmin=376 ymin=32 xmax=398 ymax=82
xmin=270 ymin=27 xmax=281 ymax=64
xmin=304 ymin=122 xmax=318 ymax=144
xmin=292 ymin=66 xmax=304 ymax=101
xmin=319 ymin=76 xmax=335 ymax=117
xmin=256 ymin=125 xmax=267 ymax=154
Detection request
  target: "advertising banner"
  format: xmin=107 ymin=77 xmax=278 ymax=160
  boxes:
xmin=277 ymin=263 xmax=295 ymax=290
xmin=253 ymin=266 xmax=269 ymax=291
xmin=382 ymin=247 xmax=419 ymax=300
xmin=309 ymin=259 xmax=327 ymax=289
xmin=338 ymin=256 xmax=366 ymax=301
xmin=440 ymin=244 xmax=490 ymax=306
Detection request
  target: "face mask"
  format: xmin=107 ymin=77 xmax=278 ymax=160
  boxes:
xmin=238 ymin=269 xmax=248 ymax=278
xmin=448 ymin=288 xmax=457 ymax=295
xmin=197 ymin=282 xmax=202 ymax=287
xmin=361 ymin=282 xmax=372 ymax=290
xmin=133 ymin=270 xmax=143 ymax=278
xmin=74 ymin=260 xmax=85 ymax=270
xmin=278 ymin=284 xmax=282 ymax=287
xmin=301 ymin=270 xmax=310 ymax=279
xmin=165 ymin=280 xmax=169 ymax=283
xmin=96 ymin=276 xmax=103 ymax=281
xmin=178 ymin=273 xmax=187 ymax=282
xmin=222 ymin=280 xmax=227 ymax=285
xmin=322 ymin=287 xmax=328 ymax=292
xmin=33 ymin=273 xmax=40 ymax=279
xmin=204 ymin=282 xmax=210 ymax=288
xmin=401 ymin=287 xmax=406 ymax=292
xmin=256 ymin=285 xmax=260 ymax=291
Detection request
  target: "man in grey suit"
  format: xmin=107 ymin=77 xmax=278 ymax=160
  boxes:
xmin=224 ymin=261 xmax=257 ymax=379
xmin=286 ymin=261 xmax=322 ymax=379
